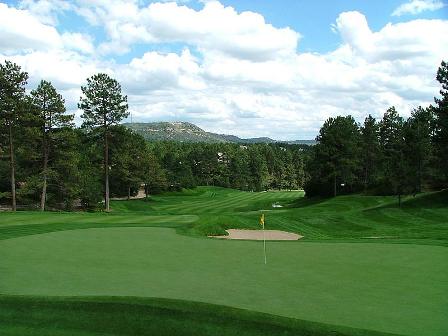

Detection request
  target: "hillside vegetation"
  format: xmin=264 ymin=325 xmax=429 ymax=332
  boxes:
xmin=123 ymin=122 xmax=316 ymax=144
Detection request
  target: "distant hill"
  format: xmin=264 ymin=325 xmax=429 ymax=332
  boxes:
xmin=123 ymin=122 xmax=316 ymax=145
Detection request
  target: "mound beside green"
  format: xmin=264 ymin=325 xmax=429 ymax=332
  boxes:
xmin=0 ymin=296 xmax=396 ymax=336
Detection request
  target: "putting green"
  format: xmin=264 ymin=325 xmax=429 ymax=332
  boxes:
xmin=1 ymin=227 xmax=447 ymax=336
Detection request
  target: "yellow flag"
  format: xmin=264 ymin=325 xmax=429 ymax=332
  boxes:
xmin=260 ymin=213 xmax=265 ymax=227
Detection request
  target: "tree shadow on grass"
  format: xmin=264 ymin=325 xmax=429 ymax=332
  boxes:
xmin=285 ymin=196 xmax=330 ymax=209
xmin=364 ymin=189 xmax=448 ymax=212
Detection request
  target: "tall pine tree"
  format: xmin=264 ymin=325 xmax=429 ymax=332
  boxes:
xmin=30 ymin=80 xmax=74 ymax=211
xmin=360 ymin=115 xmax=380 ymax=191
xmin=79 ymin=73 xmax=129 ymax=211
xmin=433 ymin=60 xmax=448 ymax=185
xmin=403 ymin=106 xmax=433 ymax=193
xmin=379 ymin=107 xmax=407 ymax=205
xmin=0 ymin=61 xmax=28 ymax=211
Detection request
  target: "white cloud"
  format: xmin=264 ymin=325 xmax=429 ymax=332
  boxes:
xmin=0 ymin=3 xmax=94 ymax=55
xmin=76 ymin=0 xmax=299 ymax=60
xmin=392 ymin=0 xmax=445 ymax=16
xmin=18 ymin=0 xmax=73 ymax=25
xmin=1 ymin=1 xmax=447 ymax=140
xmin=4 ymin=49 xmax=99 ymax=89
xmin=0 ymin=3 xmax=61 ymax=52
xmin=62 ymin=32 xmax=95 ymax=54
xmin=118 ymin=49 xmax=206 ymax=92
xmin=334 ymin=11 xmax=448 ymax=63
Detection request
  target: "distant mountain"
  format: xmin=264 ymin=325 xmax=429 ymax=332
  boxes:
xmin=123 ymin=122 xmax=316 ymax=145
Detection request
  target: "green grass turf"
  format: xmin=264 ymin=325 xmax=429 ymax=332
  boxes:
xmin=0 ymin=296 xmax=397 ymax=336
xmin=0 ymin=187 xmax=447 ymax=335
xmin=2 ymin=187 xmax=447 ymax=244
xmin=1 ymin=227 xmax=447 ymax=335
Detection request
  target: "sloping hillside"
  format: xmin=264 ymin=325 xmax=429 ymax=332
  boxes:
xmin=123 ymin=122 xmax=316 ymax=144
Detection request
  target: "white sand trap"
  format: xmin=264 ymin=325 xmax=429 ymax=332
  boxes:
xmin=210 ymin=229 xmax=302 ymax=241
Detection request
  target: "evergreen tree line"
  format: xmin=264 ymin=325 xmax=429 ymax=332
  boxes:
xmin=305 ymin=61 xmax=448 ymax=203
xmin=0 ymin=60 xmax=307 ymax=211
xmin=148 ymin=141 xmax=307 ymax=194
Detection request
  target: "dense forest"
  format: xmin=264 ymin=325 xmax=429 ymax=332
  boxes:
xmin=0 ymin=60 xmax=447 ymax=211
xmin=305 ymin=60 xmax=448 ymax=202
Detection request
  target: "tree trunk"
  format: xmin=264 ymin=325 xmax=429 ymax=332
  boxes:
xmin=333 ymin=173 xmax=337 ymax=197
xmin=417 ymin=155 xmax=422 ymax=194
xmin=104 ymin=131 xmax=110 ymax=212
xmin=8 ymin=123 xmax=16 ymax=211
xmin=127 ymin=184 xmax=131 ymax=200
xmin=364 ymin=165 xmax=368 ymax=191
xmin=416 ymin=123 xmax=421 ymax=194
xmin=40 ymin=171 xmax=47 ymax=211
xmin=40 ymin=134 xmax=49 ymax=211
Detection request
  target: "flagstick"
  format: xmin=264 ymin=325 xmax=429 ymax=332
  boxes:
xmin=263 ymin=222 xmax=267 ymax=265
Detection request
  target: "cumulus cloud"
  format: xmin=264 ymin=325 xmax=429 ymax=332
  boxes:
xmin=76 ymin=0 xmax=299 ymax=60
xmin=1 ymin=1 xmax=447 ymax=139
xmin=334 ymin=11 xmax=448 ymax=62
xmin=18 ymin=0 xmax=73 ymax=25
xmin=0 ymin=3 xmax=94 ymax=55
xmin=61 ymin=32 xmax=95 ymax=54
xmin=0 ymin=3 xmax=61 ymax=52
xmin=392 ymin=0 xmax=445 ymax=16
xmin=118 ymin=49 xmax=205 ymax=93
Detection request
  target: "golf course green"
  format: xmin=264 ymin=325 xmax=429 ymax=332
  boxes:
xmin=1 ymin=187 xmax=447 ymax=336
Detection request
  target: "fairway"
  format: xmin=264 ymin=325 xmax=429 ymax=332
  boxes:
xmin=1 ymin=187 xmax=448 ymax=336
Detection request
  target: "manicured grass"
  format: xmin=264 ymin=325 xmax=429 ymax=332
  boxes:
xmin=119 ymin=187 xmax=448 ymax=244
xmin=1 ymin=227 xmax=447 ymax=335
xmin=0 ymin=187 xmax=447 ymax=335
xmin=1 ymin=187 xmax=447 ymax=244
xmin=0 ymin=296 xmax=398 ymax=336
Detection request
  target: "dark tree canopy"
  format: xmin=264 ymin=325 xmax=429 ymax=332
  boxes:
xmin=0 ymin=61 xmax=29 ymax=211
xmin=433 ymin=60 xmax=448 ymax=182
xmin=79 ymin=73 xmax=129 ymax=129
xmin=306 ymin=116 xmax=360 ymax=197
xmin=30 ymin=80 xmax=74 ymax=211
xmin=31 ymin=80 xmax=73 ymax=130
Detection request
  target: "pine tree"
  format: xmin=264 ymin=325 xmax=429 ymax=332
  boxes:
xmin=433 ymin=60 xmax=448 ymax=185
xmin=379 ymin=107 xmax=407 ymax=205
xmin=79 ymin=73 xmax=129 ymax=211
xmin=360 ymin=115 xmax=380 ymax=191
xmin=0 ymin=61 xmax=28 ymax=211
xmin=403 ymin=106 xmax=433 ymax=193
xmin=30 ymin=80 xmax=73 ymax=211
xmin=312 ymin=116 xmax=360 ymax=196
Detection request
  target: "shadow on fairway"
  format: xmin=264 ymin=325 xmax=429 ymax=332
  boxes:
xmin=0 ymin=295 xmax=399 ymax=336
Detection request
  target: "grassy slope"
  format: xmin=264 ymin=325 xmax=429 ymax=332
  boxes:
xmin=0 ymin=187 xmax=447 ymax=335
xmin=117 ymin=187 xmax=448 ymax=245
xmin=0 ymin=296 xmax=397 ymax=336
xmin=1 ymin=187 xmax=447 ymax=244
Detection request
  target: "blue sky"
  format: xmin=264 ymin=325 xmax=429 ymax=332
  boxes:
xmin=218 ymin=0 xmax=447 ymax=51
xmin=0 ymin=0 xmax=447 ymax=139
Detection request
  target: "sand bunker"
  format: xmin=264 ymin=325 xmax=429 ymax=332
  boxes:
xmin=210 ymin=229 xmax=302 ymax=241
